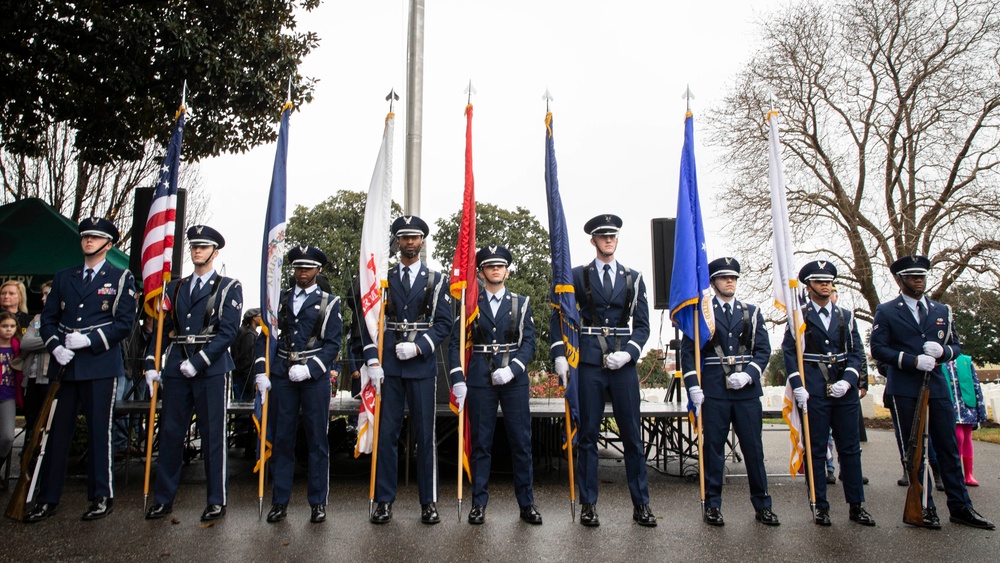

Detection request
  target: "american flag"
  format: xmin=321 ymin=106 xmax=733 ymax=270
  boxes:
xmin=141 ymin=107 xmax=186 ymax=316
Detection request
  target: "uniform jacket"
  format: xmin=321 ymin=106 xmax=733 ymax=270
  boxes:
xmin=448 ymin=289 xmax=536 ymax=387
xmin=361 ymin=262 xmax=453 ymax=379
xmin=40 ymin=262 xmax=137 ymax=381
xmin=870 ymin=295 xmax=960 ymax=400
xmin=783 ymin=302 xmax=863 ymax=398
xmin=254 ymin=286 xmax=342 ymax=380
xmin=145 ymin=272 xmax=242 ymax=378
xmin=550 ymin=261 xmax=649 ymax=367
xmin=682 ymin=298 xmax=770 ymax=400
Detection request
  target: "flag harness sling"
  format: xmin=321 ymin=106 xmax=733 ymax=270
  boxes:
xmin=471 ymin=294 xmax=525 ymax=373
xmin=581 ymin=266 xmax=634 ymax=362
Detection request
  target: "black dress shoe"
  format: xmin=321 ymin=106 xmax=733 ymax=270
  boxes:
xmin=520 ymin=505 xmax=543 ymax=525
xmin=145 ymin=503 xmax=173 ymax=520
xmin=633 ymin=504 xmax=656 ymax=527
xmin=421 ymin=503 xmax=440 ymax=524
xmin=468 ymin=505 xmax=486 ymax=525
xmin=826 ymin=471 xmax=837 ymax=485
xmin=755 ymin=507 xmax=780 ymax=526
xmin=580 ymin=504 xmax=600 ymax=527
xmin=310 ymin=504 xmax=326 ymax=524
xmin=862 ymin=476 xmax=870 ymax=485
xmin=370 ymin=502 xmax=392 ymax=524
xmin=949 ymin=506 xmax=996 ymax=530
xmin=266 ymin=504 xmax=287 ymax=523
xmin=849 ymin=503 xmax=876 ymax=526
xmin=201 ymin=504 xmax=226 ymax=522
xmin=703 ymin=507 xmax=724 ymax=526
xmin=82 ymin=497 xmax=113 ymax=521
xmin=922 ymin=507 xmax=941 ymax=529
xmin=24 ymin=503 xmax=57 ymax=523
xmin=897 ymin=472 xmax=910 ymax=487
xmin=814 ymin=508 xmax=832 ymax=526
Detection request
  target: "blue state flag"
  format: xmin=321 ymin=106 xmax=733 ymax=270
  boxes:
xmin=260 ymin=103 xmax=291 ymax=355
xmin=669 ymin=112 xmax=714 ymax=348
xmin=544 ymin=112 xmax=580 ymax=443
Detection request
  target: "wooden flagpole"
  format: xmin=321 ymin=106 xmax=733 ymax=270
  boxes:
xmin=694 ymin=305 xmax=706 ymax=508
xmin=562 ymin=345 xmax=576 ymax=521
xmin=142 ymin=291 xmax=167 ymax=512
xmin=457 ymin=287 xmax=466 ymax=521
xmin=257 ymin=321 xmax=271 ymax=519
xmin=369 ymin=284 xmax=388 ymax=517
xmin=792 ymin=304 xmax=817 ymax=515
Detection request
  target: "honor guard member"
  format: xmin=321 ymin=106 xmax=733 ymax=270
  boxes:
xmin=366 ymin=216 xmax=454 ymax=525
xmin=551 ymin=214 xmax=656 ymax=527
xmin=256 ymin=246 xmax=342 ymax=524
xmin=26 ymin=218 xmax=137 ymax=523
xmin=782 ymin=260 xmax=873 ymax=527
xmin=143 ymin=225 xmax=242 ymax=522
xmin=870 ymin=255 xmax=994 ymax=529
xmin=448 ymin=245 xmax=541 ymax=525
xmin=682 ymin=257 xmax=778 ymax=527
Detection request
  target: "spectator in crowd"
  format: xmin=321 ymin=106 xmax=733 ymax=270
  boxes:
xmin=0 ymin=311 xmax=23 ymax=490
xmin=18 ymin=281 xmax=53 ymax=438
xmin=942 ymin=354 xmax=988 ymax=487
xmin=0 ymin=280 xmax=30 ymax=336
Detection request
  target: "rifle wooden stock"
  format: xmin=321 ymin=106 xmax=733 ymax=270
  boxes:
xmin=5 ymin=382 xmax=60 ymax=521
xmin=902 ymin=371 xmax=932 ymax=526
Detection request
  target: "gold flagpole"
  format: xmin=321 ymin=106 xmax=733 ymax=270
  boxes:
xmin=369 ymin=283 xmax=388 ymax=517
xmin=257 ymin=320 xmax=271 ymax=519
xmin=562 ymin=344 xmax=576 ymax=521
xmin=143 ymin=290 xmax=167 ymax=512
xmin=457 ymin=287 xmax=467 ymax=521
xmin=791 ymin=291 xmax=817 ymax=516
xmin=694 ymin=305 xmax=705 ymax=509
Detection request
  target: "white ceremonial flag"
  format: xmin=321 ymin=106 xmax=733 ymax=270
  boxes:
xmin=767 ymin=109 xmax=804 ymax=336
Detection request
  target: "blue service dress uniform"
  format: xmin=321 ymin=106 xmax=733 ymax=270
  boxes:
xmin=362 ymin=262 xmax=453 ymax=505
xmin=782 ymin=302 xmax=865 ymax=511
xmin=448 ymin=289 xmax=536 ymax=509
xmin=254 ymin=285 xmax=342 ymax=507
xmin=682 ymin=298 xmax=771 ymax=512
xmin=37 ymin=261 xmax=137 ymax=505
xmin=551 ymin=261 xmax=650 ymax=507
xmin=869 ymin=295 xmax=971 ymax=513
xmin=146 ymin=272 xmax=242 ymax=507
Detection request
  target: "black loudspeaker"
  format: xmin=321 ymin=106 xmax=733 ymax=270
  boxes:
xmin=650 ymin=218 xmax=676 ymax=310
xmin=129 ymin=186 xmax=187 ymax=285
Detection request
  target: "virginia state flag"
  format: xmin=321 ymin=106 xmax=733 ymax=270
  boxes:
xmin=544 ymin=112 xmax=580 ymax=444
xmin=254 ymin=100 xmax=292 ymax=471
xmin=355 ymin=111 xmax=395 ymax=457
xmin=669 ymin=112 xmax=714 ymax=348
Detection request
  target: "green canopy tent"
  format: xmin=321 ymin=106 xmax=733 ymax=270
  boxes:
xmin=0 ymin=198 xmax=131 ymax=311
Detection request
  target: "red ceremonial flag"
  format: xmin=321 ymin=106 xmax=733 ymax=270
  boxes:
xmin=449 ymin=103 xmax=477 ymax=478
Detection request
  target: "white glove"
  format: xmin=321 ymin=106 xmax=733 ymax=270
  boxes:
xmin=922 ymin=341 xmax=944 ymax=359
xmin=554 ymin=356 xmax=569 ymax=387
xmin=288 ymin=364 xmax=311 ymax=382
xmin=916 ymin=354 xmax=936 ymax=372
xmin=829 ymin=380 xmax=851 ymax=398
xmin=604 ymin=351 xmax=632 ymax=370
xmin=255 ymin=373 xmax=271 ymax=393
xmin=179 ymin=359 xmax=197 ymax=378
xmin=793 ymin=387 xmax=810 ymax=412
xmin=64 ymin=332 xmax=91 ymax=350
xmin=727 ymin=372 xmax=752 ymax=390
xmin=144 ymin=370 xmax=161 ymax=392
xmin=52 ymin=345 xmax=75 ymax=366
xmin=452 ymin=381 xmax=468 ymax=412
xmin=491 ymin=366 xmax=515 ymax=386
xmin=395 ymin=342 xmax=418 ymax=360
xmin=688 ymin=385 xmax=705 ymax=417
xmin=368 ymin=365 xmax=385 ymax=394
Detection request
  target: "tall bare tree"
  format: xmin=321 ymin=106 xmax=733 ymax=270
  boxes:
xmin=709 ymin=0 xmax=1000 ymax=322
xmin=1 ymin=123 xmax=209 ymax=253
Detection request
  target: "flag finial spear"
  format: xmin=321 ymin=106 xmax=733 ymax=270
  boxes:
xmin=286 ymin=77 xmax=293 ymax=105
xmin=181 ymin=80 xmax=187 ymax=109
xmin=464 ymin=80 xmax=476 ymax=105
xmin=767 ymin=89 xmax=777 ymax=112
xmin=543 ymin=88 xmax=554 ymax=112
xmin=683 ymin=85 xmax=695 ymax=112
xmin=386 ymin=89 xmax=399 ymax=113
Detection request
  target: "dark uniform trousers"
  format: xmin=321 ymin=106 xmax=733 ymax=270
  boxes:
xmin=37 ymin=262 xmax=137 ymax=505
xmin=871 ymin=295 xmax=969 ymax=513
xmin=554 ymin=262 xmax=650 ymax=507
xmin=257 ymin=287 xmax=342 ymax=507
xmin=449 ymin=290 xmax=536 ymax=509
xmin=147 ymin=273 xmax=242 ymax=507
xmin=363 ymin=263 xmax=453 ymax=505
xmin=682 ymin=299 xmax=771 ymax=511
xmin=783 ymin=303 xmax=865 ymax=511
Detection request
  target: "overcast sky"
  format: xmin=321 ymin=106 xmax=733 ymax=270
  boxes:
xmin=195 ymin=0 xmax=787 ymax=350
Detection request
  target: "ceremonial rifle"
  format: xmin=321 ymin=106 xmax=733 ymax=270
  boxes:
xmin=903 ymin=369 xmax=932 ymax=526
xmin=5 ymin=379 xmax=60 ymax=521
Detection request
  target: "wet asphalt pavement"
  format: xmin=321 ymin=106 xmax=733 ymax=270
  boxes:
xmin=1 ymin=426 xmax=996 ymax=562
